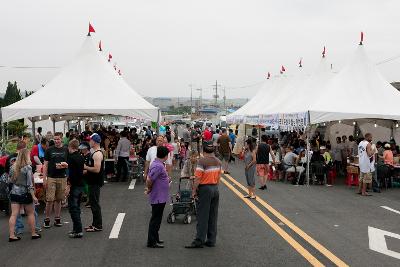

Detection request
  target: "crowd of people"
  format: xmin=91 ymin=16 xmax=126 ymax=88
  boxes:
xmin=2 ymin=122 xmax=238 ymax=246
xmin=238 ymin=128 xmax=400 ymax=198
xmin=3 ymin=121 xmax=399 ymax=245
xmin=3 ymin=128 xmax=105 ymax=241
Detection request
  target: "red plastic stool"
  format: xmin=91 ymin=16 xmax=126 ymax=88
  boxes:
xmin=352 ymin=173 xmax=359 ymax=186
xmin=327 ymin=170 xmax=336 ymax=185
xmin=346 ymin=173 xmax=359 ymax=186
xmin=268 ymin=168 xmax=277 ymax=180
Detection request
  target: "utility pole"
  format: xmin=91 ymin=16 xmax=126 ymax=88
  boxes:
xmin=223 ymin=87 xmax=227 ymax=115
xmin=196 ymin=88 xmax=203 ymax=111
xmin=212 ymin=80 xmax=221 ymax=107
xmin=189 ymin=84 xmax=193 ymax=113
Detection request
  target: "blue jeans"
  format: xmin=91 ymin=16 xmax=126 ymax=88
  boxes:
xmin=68 ymin=186 xmax=84 ymax=233
xmin=15 ymin=204 xmax=41 ymax=233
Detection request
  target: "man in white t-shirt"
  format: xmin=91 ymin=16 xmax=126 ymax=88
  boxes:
xmin=144 ymin=136 xmax=164 ymax=177
xmin=357 ymin=133 xmax=374 ymax=196
xmin=144 ymin=135 xmax=173 ymax=177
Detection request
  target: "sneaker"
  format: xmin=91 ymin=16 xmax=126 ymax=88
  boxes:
xmin=43 ymin=219 xmax=51 ymax=228
xmin=35 ymin=228 xmax=42 ymax=233
xmin=54 ymin=218 xmax=63 ymax=227
xmin=69 ymin=232 xmax=83 ymax=238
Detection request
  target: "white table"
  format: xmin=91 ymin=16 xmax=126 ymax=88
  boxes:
xmin=34 ymin=172 xmax=43 ymax=184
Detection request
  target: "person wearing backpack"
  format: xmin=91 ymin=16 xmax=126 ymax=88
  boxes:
xmin=8 ymin=148 xmax=41 ymax=242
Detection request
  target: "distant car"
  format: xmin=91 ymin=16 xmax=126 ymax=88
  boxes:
xmin=194 ymin=121 xmax=204 ymax=128
xmin=173 ymin=120 xmax=186 ymax=125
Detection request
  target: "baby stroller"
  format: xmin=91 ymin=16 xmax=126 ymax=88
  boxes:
xmin=167 ymin=177 xmax=197 ymax=224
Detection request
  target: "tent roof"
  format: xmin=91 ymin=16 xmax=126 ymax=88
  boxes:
xmin=1 ymin=36 xmax=158 ymax=123
xmin=227 ymin=74 xmax=289 ymax=123
xmin=308 ymin=44 xmax=400 ymax=124
xmin=228 ymin=44 xmax=400 ymax=127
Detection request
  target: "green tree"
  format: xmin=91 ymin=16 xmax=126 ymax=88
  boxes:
xmin=6 ymin=120 xmax=27 ymax=137
xmin=25 ymin=90 xmax=34 ymax=97
xmin=2 ymin=81 xmax=22 ymax=107
xmin=0 ymin=81 xmax=25 ymax=140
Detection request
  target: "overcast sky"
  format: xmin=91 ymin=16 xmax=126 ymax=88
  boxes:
xmin=0 ymin=0 xmax=399 ymax=99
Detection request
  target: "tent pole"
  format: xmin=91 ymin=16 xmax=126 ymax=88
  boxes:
xmin=77 ymin=120 xmax=81 ymax=133
xmin=306 ymin=111 xmax=311 ymax=186
xmin=31 ymin=119 xmax=36 ymax=139
xmin=1 ymin=122 xmax=5 ymax=151
xmin=391 ymin=120 xmax=395 ymax=141
xmin=52 ymin=119 xmax=56 ymax=134
xmin=156 ymin=109 xmax=161 ymax=134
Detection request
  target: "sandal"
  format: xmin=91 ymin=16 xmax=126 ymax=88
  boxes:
xmin=243 ymin=195 xmax=251 ymax=198
xmin=32 ymin=233 xmax=42 ymax=240
xmin=85 ymin=226 xmax=103 ymax=232
xmin=84 ymin=225 xmax=93 ymax=231
xmin=9 ymin=236 xmax=21 ymax=242
xmin=250 ymin=196 xmax=257 ymax=199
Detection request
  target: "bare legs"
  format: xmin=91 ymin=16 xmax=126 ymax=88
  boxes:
xmin=9 ymin=204 xmax=37 ymax=238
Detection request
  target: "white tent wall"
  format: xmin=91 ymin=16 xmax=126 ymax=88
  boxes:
xmin=25 ymin=119 xmax=65 ymax=135
xmin=232 ymin=123 xmax=246 ymax=155
xmin=326 ymin=123 xmax=354 ymax=143
xmin=393 ymin=128 xmax=400 ymax=144
xmin=359 ymin=123 xmax=391 ymax=143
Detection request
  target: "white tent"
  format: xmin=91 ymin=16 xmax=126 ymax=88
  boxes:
xmin=228 ymin=43 xmax=400 ymax=128
xmin=285 ymin=55 xmax=334 ymax=114
xmin=308 ymin=44 xmax=400 ymax=124
xmin=1 ymin=36 xmax=159 ymax=123
xmin=227 ymin=73 xmax=289 ymax=124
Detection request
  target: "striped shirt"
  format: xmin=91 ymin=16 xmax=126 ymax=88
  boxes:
xmin=195 ymin=155 xmax=222 ymax=185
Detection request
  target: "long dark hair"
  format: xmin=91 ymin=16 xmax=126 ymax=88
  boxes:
xmin=246 ymin=139 xmax=255 ymax=152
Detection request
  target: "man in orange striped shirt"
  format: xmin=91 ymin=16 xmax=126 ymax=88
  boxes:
xmin=185 ymin=143 xmax=221 ymax=249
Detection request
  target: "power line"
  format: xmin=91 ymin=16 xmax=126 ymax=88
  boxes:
xmin=0 ymin=65 xmax=60 ymax=69
xmin=376 ymin=54 xmax=400 ymax=65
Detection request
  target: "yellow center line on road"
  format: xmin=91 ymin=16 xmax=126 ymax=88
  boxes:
xmin=220 ymin=177 xmax=324 ymax=267
xmin=223 ymin=174 xmax=349 ymax=267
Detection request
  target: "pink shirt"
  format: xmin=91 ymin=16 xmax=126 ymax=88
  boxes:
xmin=383 ymin=150 xmax=394 ymax=166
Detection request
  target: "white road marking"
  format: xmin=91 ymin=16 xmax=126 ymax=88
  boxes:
xmin=368 ymin=226 xmax=400 ymax=260
xmin=128 ymin=179 xmax=136 ymax=190
xmin=381 ymin=206 xmax=400 ymax=215
xmin=109 ymin=213 xmax=126 ymax=239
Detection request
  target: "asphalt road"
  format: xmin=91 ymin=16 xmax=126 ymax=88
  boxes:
xmin=0 ymin=160 xmax=400 ymax=267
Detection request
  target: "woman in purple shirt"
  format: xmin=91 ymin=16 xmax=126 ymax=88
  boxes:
xmin=146 ymin=146 xmax=170 ymax=248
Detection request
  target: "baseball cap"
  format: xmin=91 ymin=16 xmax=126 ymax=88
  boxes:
xmin=78 ymin=141 xmax=90 ymax=150
xmin=90 ymin=133 xmax=101 ymax=144
xmin=320 ymin=146 xmax=326 ymax=150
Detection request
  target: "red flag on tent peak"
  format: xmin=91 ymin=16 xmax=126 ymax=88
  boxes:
xmin=99 ymin=40 xmax=102 ymax=51
xmin=88 ymin=23 xmax=95 ymax=36
xmin=299 ymin=58 xmax=303 ymax=67
xmin=360 ymin=32 xmax=364 ymax=45
xmin=267 ymin=72 xmax=271 ymax=79
xmin=322 ymin=46 xmax=326 ymax=58
xmin=108 ymin=53 xmax=113 ymax=62
xmin=113 ymin=64 xmax=117 ymax=70
xmin=281 ymin=65 xmax=286 ymax=72
xmin=118 ymin=69 xmax=122 ymax=76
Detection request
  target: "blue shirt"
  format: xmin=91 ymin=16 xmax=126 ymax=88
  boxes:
xmin=229 ymin=132 xmax=236 ymax=145
xmin=148 ymin=159 xmax=169 ymax=204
